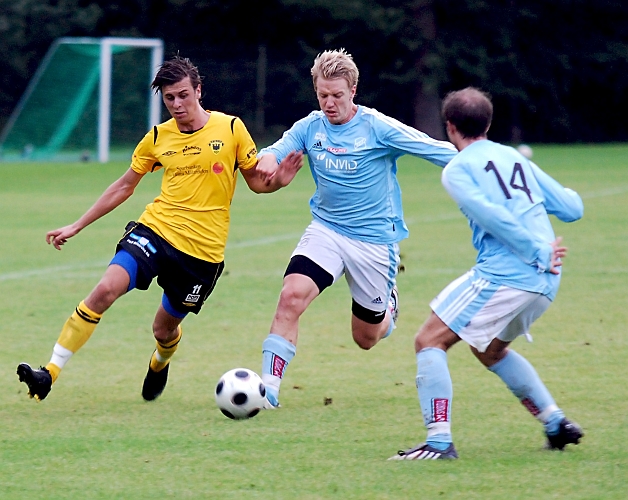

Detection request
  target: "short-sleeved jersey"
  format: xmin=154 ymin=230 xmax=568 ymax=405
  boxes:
xmin=258 ymin=106 xmax=457 ymax=244
xmin=131 ymin=111 xmax=258 ymax=262
xmin=441 ymin=139 xmax=583 ymax=299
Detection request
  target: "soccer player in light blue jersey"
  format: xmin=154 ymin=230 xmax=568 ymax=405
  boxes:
xmin=255 ymin=49 xmax=458 ymax=408
xmin=390 ymin=87 xmax=584 ymax=461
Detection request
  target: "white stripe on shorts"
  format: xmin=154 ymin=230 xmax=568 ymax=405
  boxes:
xmin=431 ymin=271 xmax=492 ymax=325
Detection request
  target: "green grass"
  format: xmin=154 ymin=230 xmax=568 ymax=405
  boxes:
xmin=1 ymin=144 xmax=627 ymax=499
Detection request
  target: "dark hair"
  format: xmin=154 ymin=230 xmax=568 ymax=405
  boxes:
xmin=442 ymin=87 xmax=493 ymax=138
xmin=151 ymin=55 xmax=202 ymax=93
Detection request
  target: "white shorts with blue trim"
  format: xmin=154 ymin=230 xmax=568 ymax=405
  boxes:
xmin=430 ymin=269 xmax=551 ymax=352
xmin=292 ymin=220 xmax=399 ymax=312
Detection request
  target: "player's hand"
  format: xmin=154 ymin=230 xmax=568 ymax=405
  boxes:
xmin=255 ymin=156 xmax=278 ymax=183
xmin=46 ymin=224 xmax=81 ymax=250
xmin=549 ymin=236 xmax=567 ymax=275
xmin=272 ymin=150 xmax=304 ymax=187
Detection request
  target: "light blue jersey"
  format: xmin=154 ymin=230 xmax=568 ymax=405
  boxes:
xmin=441 ymin=140 xmax=583 ymax=299
xmin=258 ymin=106 xmax=457 ymax=244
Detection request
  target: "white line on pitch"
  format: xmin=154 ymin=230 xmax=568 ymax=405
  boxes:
xmin=2 ymin=184 xmax=625 ymax=282
xmin=227 ymin=232 xmax=302 ymax=248
xmin=0 ymin=261 xmax=110 ymax=281
xmin=581 ymin=186 xmax=628 ymax=199
xmin=0 ymin=233 xmax=303 ymax=281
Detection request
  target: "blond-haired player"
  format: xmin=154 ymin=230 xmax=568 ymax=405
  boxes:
xmin=255 ymin=49 xmax=458 ymax=407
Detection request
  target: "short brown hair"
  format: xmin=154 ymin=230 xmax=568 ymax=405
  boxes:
xmin=151 ymin=55 xmax=202 ymax=93
xmin=442 ymin=87 xmax=493 ymax=138
xmin=311 ymin=49 xmax=359 ymax=89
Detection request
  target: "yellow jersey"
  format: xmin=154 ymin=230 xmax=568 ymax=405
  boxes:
xmin=130 ymin=111 xmax=258 ymax=262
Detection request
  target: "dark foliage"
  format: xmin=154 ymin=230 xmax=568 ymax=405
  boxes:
xmin=1 ymin=0 xmax=627 ymax=143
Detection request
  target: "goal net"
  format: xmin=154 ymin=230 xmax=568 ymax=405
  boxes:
xmin=0 ymin=37 xmax=163 ymax=163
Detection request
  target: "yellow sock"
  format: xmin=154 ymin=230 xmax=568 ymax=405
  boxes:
xmin=45 ymin=363 xmax=61 ymax=384
xmin=150 ymin=326 xmax=182 ymax=372
xmin=58 ymin=300 xmax=102 ymax=351
xmin=47 ymin=301 xmax=102 ymax=382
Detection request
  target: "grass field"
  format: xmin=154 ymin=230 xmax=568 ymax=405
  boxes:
xmin=1 ymin=144 xmax=627 ymax=499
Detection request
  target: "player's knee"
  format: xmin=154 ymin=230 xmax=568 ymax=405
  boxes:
xmin=414 ymin=331 xmax=431 ymax=352
xmin=353 ymin=332 xmax=378 ymax=350
xmin=351 ymin=300 xmax=386 ymax=350
xmin=415 ymin=328 xmax=445 ymax=352
xmin=472 ymin=343 xmax=509 ymax=368
xmin=415 ymin=313 xmax=434 ymax=347
xmin=414 ymin=312 xmax=456 ymax=352
xmin=152 ymin=322 xmax=179 ymax=344
xmin=88 ymin=280 xmax=125 ymax=311
xmin=276 ymin=285 xmax=311 ymax=317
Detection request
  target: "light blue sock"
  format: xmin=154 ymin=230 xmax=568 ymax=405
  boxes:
xmin=416 ymin=348 xmax=453 ymax=450
xmin=382 ymin=317 xmax=395 ymax=339
xmin=489 ymin=350 xmax=564 ymax=434
xmin=383 ymin=290 xmax=397 ymax=339
xmin=261 ymin=334 xmax=296 ymax=406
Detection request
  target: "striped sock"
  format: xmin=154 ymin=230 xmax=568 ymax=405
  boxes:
xmin=416 ymin=348 xmax=453 ymax=446
xmin=489 ymin=349 xmax=564 ymax=432
xmin=261 ymin=334 xmax=296 ymax=405
xmin=150 ymin=326 xmax=182 ymax=372
xmin=47 ymin=300 xmax=102 ymax=383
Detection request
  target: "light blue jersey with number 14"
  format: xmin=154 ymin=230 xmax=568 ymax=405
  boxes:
xmin=258 ymin=106 xmax=458 ymax=244
xmin=441 ymin=139 xmax=584 ymax=300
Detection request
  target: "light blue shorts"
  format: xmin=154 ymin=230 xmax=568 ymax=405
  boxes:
xmin=430 ymin=269 xmax=551 ymax=352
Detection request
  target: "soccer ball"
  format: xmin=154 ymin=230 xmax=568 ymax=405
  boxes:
xmin=517 ymin=144 xmax=533 ymax=159
xmin=215 ymin=368 xmax=267 ymax=420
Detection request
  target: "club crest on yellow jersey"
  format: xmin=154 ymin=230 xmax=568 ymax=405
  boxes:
xmin=210 ymin=140 xmax=224 ymax=154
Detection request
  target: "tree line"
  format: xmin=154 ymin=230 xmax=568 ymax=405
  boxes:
xmin=1 ymin=0 xmax=627 ymax=144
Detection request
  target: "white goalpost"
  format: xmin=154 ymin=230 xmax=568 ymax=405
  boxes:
xmin=0 ymin=37 xmax=164 ymax=163
xmin=97 ymin=37 xmax=164 ymax=163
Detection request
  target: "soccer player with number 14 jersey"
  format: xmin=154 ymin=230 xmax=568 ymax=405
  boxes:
xmin=390 ymin=87 xmax=584 ymax=461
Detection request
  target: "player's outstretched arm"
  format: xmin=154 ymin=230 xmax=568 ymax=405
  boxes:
xmin=241 ymin=151 xmax=304 ymax=193
xmin=46 ymin=168 xmax=144 ymax=250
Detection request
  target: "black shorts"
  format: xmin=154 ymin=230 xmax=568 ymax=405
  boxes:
xmin=116 ymin=222 xmax=224 ymax=315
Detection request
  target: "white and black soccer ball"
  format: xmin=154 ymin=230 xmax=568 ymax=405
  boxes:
xmin=215 ymin=368 xmax=266 ymax=420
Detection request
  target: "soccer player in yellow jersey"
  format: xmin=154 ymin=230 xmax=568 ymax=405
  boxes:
xmin=17 ymin=56 xmax=303 ymax=402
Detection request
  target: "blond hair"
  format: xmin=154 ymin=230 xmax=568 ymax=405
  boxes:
xmin=311 ymin=49 xmax=359 ymax=89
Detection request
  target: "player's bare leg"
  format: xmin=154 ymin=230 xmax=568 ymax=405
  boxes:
xmin=391 ymin=313 xmax=461 ymax=459
xmin=270 ymin=274 xmax=320 ymax=345
xmin=261 ymin=274 xmax=319 ymax=407
xmin=351 ymin=286 xmax=398 ymax=349
xmin=350 ymin=315 xmax=390 ymax=350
